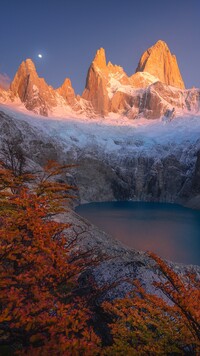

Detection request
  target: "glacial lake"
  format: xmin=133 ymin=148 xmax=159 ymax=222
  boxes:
xmin=76 ymin=201 xmax=200 ymax=266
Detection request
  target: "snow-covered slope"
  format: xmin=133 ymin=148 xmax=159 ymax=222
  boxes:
xmin=1 ymin=102 xmax=200 ymax=152
xmin=0 ymin=103 xmax=200 ymax=207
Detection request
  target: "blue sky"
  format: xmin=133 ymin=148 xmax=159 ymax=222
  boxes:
xmin=0 ymin=0 xmax=199 ymax=93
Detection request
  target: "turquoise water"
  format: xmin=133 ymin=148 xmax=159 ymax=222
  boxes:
xmin=76 ymin=202 xmax=200 ymax=265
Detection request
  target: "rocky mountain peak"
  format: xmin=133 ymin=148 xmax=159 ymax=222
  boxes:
xmin=82 ymin=48 xmax=109 ymax=116
xmin=153 ymin=39 xmax=168 ymax=49
xmin=56 ymin=78 xmax=76 ymax=106
xmin=82 ymin=48 xmax=132 ymax=116
xmin=10 ymin=59 xmax=36 ymax=96
xmin=92 ymin=47 xmax=107 ymax=69
xmin=10 ymin=59 xmax=57 ymax=116
xmin=57 ymin=78 xmax=73 ymax=93
xmin=107 ymin=61 xmax=124 ymax=73
xmin=24 ymin=58 xmax=37 ymax=71
xmin=136 ymin=40 xmax=185 ymax=89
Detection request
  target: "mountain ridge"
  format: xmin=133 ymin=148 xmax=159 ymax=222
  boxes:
xmin=0 ymin=40 xmax=199 ymax=118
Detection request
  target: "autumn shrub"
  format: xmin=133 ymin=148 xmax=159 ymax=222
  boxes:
xmin=0 ymin=161 xmax=100 ymax=355
xmin=103 ymin=253 xmax=200 ymax=355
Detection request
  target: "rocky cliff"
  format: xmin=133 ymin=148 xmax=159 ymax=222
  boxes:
xmin=135 ymin=40 xmax=185 ymax=89
xmin=127 ymin=82 xmax=200 ymax=120
xmin=56 ymin=78 xmax=76 ymax=106
xmin=82 ymin=47 xmax=161 ymax=116
xmin=82 ymin=48 xmax=110 ymax=116
xmin=10 ymin=59 xmax=57 ymax=116
xmin=10 ymin=59 xmax=79 ymax=116
xmin=0 ymin=106 xmax=200 ymax=210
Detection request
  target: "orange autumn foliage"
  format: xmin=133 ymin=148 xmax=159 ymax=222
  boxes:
xmin=103 ymin=253 xmax=200 ymax=355
xmin=0 ymin=161 xmax=100 ymax=355
xmin=1 ymin=157 xmax=200 ymax=355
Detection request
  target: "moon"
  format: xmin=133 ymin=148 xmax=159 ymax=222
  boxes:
xmin=38 ymin=54 xmax=43 ymax=58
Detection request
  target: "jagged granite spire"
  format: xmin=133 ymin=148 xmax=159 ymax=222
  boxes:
xmin=10 ymin=59 xmax=56 ymax=115
xmin=136 ymin=40 xmax=185 ymax=89
xmin=10 ymin=59 xmax=77 ymax=116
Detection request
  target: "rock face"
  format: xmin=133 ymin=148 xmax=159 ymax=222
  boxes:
xmin=10 ymin=59 xmax=78 ymax=116
xmin=81 ymin=42 xmax=199 ymax=118
xmin=81 ymin=48 xmax=158 ymax=116
xmin=56 ymin=78 xmax=76 ymax=106
xmin=130 ymin=71 xmax=158 ymax=88
xmin=10 ymin=59 xmax=57 ymax=116
xmin=109 ymin=82 xmax=200 ymax=120
xmin=0 ymin=110 xmax=62 ymax=165
xmin=72 ymin=150 xmax=195 ymax=206
xmin=190 ymin=150 xmax=200 ymax=194
xmin=136 ymin=40 xmax=185 ymax=89
xmin=82 ymin=48 xmax=111 ymax=116
xmin=0 ymin=87 xmax=14 ymax=103
xmin=82 ymin=48 xmax=131 ymax=116
xmin=1 ymin=105 xmax=200 ymax=209
xmin=131 ymin=81 xmax=186 ymax=120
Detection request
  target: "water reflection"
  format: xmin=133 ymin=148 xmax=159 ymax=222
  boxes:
xmin=76 ymin=202 xmax=200 ymax=265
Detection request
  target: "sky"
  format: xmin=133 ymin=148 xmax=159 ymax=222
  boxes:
xmin=0 ymin=0 xmax=200 ymax=94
